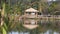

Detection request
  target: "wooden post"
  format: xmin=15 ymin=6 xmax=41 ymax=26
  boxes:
xmin=36 ymin=12 xmax=37 ymax=18
xmin=36 ymin=20 xmax=37 ymax=25
xmin=24 ymin=11 xmax=26 ymax=20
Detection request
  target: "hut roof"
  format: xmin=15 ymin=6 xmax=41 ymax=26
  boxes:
xmin=25 ymin=8 xmax=39 ymax=12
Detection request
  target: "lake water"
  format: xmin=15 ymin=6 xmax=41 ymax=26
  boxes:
xmin=1 ymin=19 xmax=60 ymax=34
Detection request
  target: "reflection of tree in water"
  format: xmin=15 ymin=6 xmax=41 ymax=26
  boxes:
xmin=7 ymin=19 xmax=60 ymax=34
xmin=37 ymin=20 xmax=60 ymax=34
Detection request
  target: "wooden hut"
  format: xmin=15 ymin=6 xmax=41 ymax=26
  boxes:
xmin=24 ymin=8 xmax=39 ymax=18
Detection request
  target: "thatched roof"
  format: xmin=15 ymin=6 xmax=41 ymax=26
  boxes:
xmin=25 ymin=8 xmax=39 ymax=12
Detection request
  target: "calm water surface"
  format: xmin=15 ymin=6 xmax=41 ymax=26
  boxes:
xmin=2 ymin=19 xmax=60 ymax=34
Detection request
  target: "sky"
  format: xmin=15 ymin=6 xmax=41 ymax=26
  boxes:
xmin=48 ymin=0 xmax=56 ymax=1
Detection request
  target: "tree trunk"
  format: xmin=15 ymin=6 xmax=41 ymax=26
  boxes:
xmin=38 ymin=1 xmax=42 ymax=13
xmin=1 ymin=3 xmax=5 ymax=26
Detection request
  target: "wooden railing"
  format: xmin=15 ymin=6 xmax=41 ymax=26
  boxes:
xmin=38 ymin=15 xmax=60 ymax=17
xmin=38 ymin=15 xmax=60 ymax=19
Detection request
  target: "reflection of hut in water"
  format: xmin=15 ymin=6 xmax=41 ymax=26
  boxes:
xmin=24 ymin=8 xmax=39 ymax=18
xmin=23 ymin=19 xmax=39 ymax=29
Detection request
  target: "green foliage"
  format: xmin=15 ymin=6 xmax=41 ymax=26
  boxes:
xmin=48 ymin=2 xmax=58 ymax=14
xmin=2 ymin=27 xmax=7 ymax=34
xmin=2 ymin=23 xmax=8 ymax=34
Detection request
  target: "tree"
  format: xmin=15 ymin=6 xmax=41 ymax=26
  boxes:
xmin=38 ymin=0 xmax=48 ymax=14
xmin=1 ymin=0 xmax=6 ymax=26
xmin=48 ymin=2 xmax=58 ymax=15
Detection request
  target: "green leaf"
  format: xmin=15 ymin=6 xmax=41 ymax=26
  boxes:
xmin=4 ymin=23 xmax=8 ymax=30
xmin=2 ymin=27 xmax=7 ymax=34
